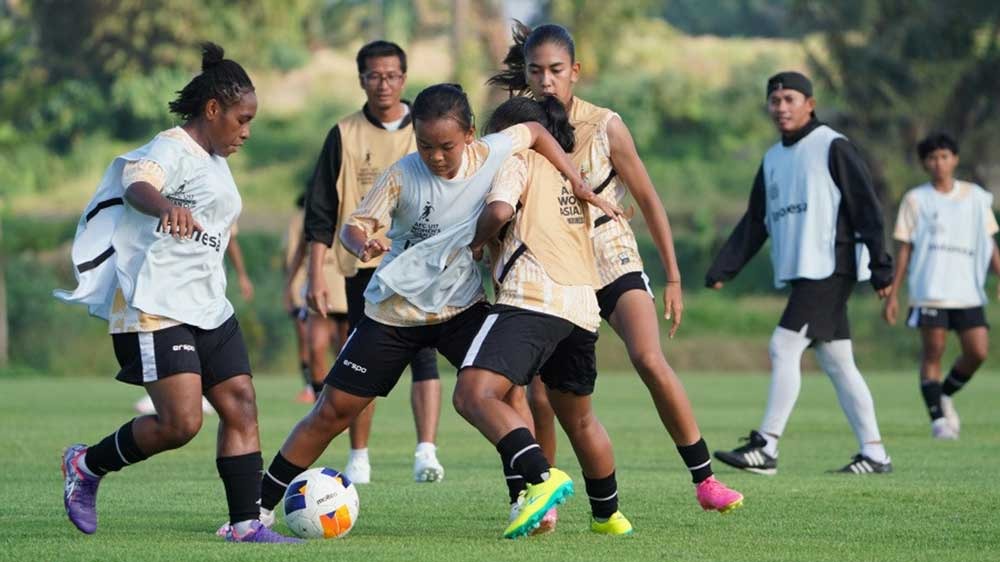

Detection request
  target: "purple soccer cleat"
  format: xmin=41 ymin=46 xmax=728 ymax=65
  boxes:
xmin=62 ymin=444 xmax=102 ymax=534
xmin=226 ymin=520 xmax=304 ymax=543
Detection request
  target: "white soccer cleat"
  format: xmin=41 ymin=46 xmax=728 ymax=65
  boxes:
xmin=413 ymin=449 xmax=444 ymax=483
xmin=931 ymin=418 xmax=958 ymax=440
xmin=344 ymin=456 xmax=371 ymax=484
xmin=940 ymin=395 xmax=960 ymax=433
xmin=216 ymin=507 xmax=275 ymax=537
xmin=135 ymin=395 xmax=215 ymax=415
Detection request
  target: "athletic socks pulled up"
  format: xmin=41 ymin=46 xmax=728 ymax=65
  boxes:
xmin=676 ymin=438 xmax=713 ymax=484
xmin=502 ymin=460 xmax=526 ymax=504
xmin=942 ymin=368 xmax=972 ymax=397
xmin=585 ymin=471 xmax=619 ymax=520
xmin=261 ymin=452 xmax=308 ymax=512
xmin=920 ymin=380 xmax=944 ymax=421
xmin=496 ymin=427 xmax=550 ymax=485
xmin=217 ymin=451 xmax=263 ymax=525
xmin=82 ymin=419 xmax=149 ymax=477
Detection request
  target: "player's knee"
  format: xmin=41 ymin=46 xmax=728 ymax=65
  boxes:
xmin=628 ymin=348 xmax=666 ymax=378
xmin=159 ymin=414 xmax=202 ymax=448
xmin=451 ymin=385 xmax=476 ymax=420
xmin=964 ymin=346 xmax=988 ymax=366
xmin=527 ymin=387 xmax=552 ymax=414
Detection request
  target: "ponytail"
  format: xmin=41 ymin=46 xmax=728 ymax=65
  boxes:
xmin=486 ymin=95 xmax=575 ymax=153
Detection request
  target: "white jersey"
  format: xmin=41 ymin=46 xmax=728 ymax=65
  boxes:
xmin=56 ymin=127 xmax=241 ymax=330
xmin=896 ymin=181 xmax=996 ymax=307
xmin=762 ymin=125 xmax=872 ymax=288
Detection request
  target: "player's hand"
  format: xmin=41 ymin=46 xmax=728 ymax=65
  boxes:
xmin=709 ymin=281 xmax=724 ymax=290
xmin=307 ymin=270 xmax=330 ymax=318
xmin=572 ymin=179 xmax=623 ymax=222
xmin=882 ymin=296 xmax=898 ymax=326
xmin=876 ymin=285 xmax=893 ymax=300
xmin=359 ymin=238 xmax=390 ymax=263
xmin=663 ymin=281 xmax=684 ymax=338
xmin=238 ymin=274 xmax=254 ymax=301
xmin=159 ymin=205 xmax=202 ymax=238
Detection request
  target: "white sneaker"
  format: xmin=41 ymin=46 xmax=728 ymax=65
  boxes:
xmin=216 ymin=507 xmax=275 ymax=536
xmin=931 ymin=418 xmax=958 ymax=440
xmin=344 ymin=456 xmax=371 ymax=484
xmin=134 ymin=395 xmax=215 ymax=415
xmin=413 ymin=449 xmax=444 ymax=483
xmin=940 ymin=395 xmax=960 ymax=433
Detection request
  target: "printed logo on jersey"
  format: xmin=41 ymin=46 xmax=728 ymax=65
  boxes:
xmin=166 ymin=181 xmax=197 ymax=209
xmin=618 ymin=252 xmax=630 ymax=265
xmin=410 ymin=200 xmax=440 ymax=240
xmin=767 ymin=168 xmax=779 ymax=200
xmin=154 ymin=222 xmax=225 ymax=252
xmin=558 ymin=183 xmax=586 ymax=225
xmin=770 ymin=202 xmax=808 ymax=222
xmin=357 ymin=149 xmax=380 ymax=187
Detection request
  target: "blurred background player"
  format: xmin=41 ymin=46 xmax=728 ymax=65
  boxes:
xmin=56 ymin=43 xmax=299 ymax=543
xmin=488 ymin=22 xmax=744 ymax=527
xmin=302 ymin=40 xmax=443 ymax=483
xmin=707 ymin=71 xmax=894 ymax=475
xmin=283 ymin=194 xmax=317 ymax=403
xmin=882 ymin=132 xmax=1000 ymax=440
xmin=133 ymin=225 xmax=254 ymax=415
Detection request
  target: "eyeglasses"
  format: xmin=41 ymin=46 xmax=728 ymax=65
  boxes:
xmin=362 ymin=72 xmax=405 ymax=86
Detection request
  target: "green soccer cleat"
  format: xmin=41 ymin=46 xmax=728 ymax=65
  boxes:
xmin=503 ymin=468 xmax=574 ymax=539
xmin=590 ymin=511 xmax=634 ymax=536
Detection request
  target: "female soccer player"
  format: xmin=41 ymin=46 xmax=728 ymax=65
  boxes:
xmin=454 ymin=96 xmax=631 ymax=537
xmin=883 ymin=132 xmax=1000 ymax=439
xmin=253 ymin=84 xmax=614 ymax=536
xmin=56 ymin=43 xmax=299 ymax=542
xmin=488 ymin=22 xmax=743 ymax=520
xmin=284 ymin=194 xmax=320 ymax=403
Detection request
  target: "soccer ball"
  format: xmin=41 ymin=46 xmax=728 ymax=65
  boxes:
xmin=283 ymin=467 xmax=360 ymax=539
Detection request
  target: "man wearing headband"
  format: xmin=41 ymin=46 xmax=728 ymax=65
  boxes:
xmin=706 ymin=71 xmax=895 ymax=475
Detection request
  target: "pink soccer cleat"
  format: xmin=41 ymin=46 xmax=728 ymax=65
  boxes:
xmin=696 ymin=476 xmax=744 ymax=514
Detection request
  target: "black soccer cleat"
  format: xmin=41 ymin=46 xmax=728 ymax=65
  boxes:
xmin=831 ymin=454 xmax=892 ymax=475
xmin=713 ymin=430 xmax=778 ymax=476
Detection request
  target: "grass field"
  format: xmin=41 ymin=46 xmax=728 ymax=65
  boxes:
xmin=2 ymin=372 xmax=999 ymax=562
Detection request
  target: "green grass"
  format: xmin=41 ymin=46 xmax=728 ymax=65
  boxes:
xmin=2 ymin=372 xmax=999 ymax=561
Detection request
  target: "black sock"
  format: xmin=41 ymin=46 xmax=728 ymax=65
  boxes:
xmin=496 ymin=427 xmax=549 ymax=485
xmin=311 ymin=381 xmax=324 ymax=395
xmin=585 ymin=471 xmax=619 ymax=519
xmin=85 ymin=419 xmax=149 ymax=477
xmin=261 ymin=452 xmax=307 ymax=511
xmin=942 ymin=368 xmax=973 ymax=396
xmin=502 ymin=460 xmax=526 ymax=503
xmin=920 ymin=380 xmax=944 ymax=420
xmin=677 ymin=438 xmax=713 ymax=484
xmin=217 ymin=452 xmax=263 ymax=524
xmin=299 ymin=361 xmax=311 ymax=386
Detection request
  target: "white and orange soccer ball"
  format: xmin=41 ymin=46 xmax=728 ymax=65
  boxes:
xmin=282 ymin=467 xmax=360 ymax=539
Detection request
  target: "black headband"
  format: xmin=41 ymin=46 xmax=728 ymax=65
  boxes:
xmin=767 ymin=71 xmax=813 ymax=98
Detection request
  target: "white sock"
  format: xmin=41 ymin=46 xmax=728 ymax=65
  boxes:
xmin=77 ymin=452 xmax=99 ymax=478
xmin=760 ymin=432 xmax=779 ymax=458
xmin=349 ymin=448 xmax=369 ymax=462
xmin=861 ymin=442 xmax=889 ymax=464
xmin=232 ymin=519 xmax=256 ymax=536
xmin=759 ymin=326 xmax=811 ymax=439
xmin=814 ymin=339 xmax=887 ymax=461
xmin=415 ymin=442 xmax=436 ymax=455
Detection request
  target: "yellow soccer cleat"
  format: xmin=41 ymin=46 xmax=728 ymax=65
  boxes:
xmin=590 ymin=511 xmax=634 ymax=536
xmin=503 ymin=468 xmax=574 ymax=539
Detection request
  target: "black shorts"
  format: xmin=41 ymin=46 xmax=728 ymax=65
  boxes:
xmin=343 ymin=268 xmax=439 ymax=382
xmin=461 ymin=305 xmax=599 ymax=396
xmin=906 ymin=306 xmax=989 ymax=332
xmin=112 ymin=315 xmax=251 ymax=391
xmin=324 ymin=302 xmax=488 ymax=397
xmin=778 ymin=275 xmax=854 ymax=342
xmin=596 ymin=271 xmax=654 ymax=320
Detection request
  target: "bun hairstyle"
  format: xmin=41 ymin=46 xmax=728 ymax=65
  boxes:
xmin=168 ymin=42 xmax=255 ymax=121
xmin=487 ymin=20 xmax=577 ymax=97
xmin=486 ymin=95 xmax=575 ymax=153
xmin=412 ymin=83 xmax=475 ymax=131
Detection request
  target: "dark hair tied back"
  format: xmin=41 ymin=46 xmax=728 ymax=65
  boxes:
xmin=487 ymin=21 xmax=576 ymax=98
xmin=168 ymin=42 xmax=255 ymax=122
xmin=412 ymin=83 xmax=475 ymax=131
xmin=486 ymin=95 xmax=574 ymax=153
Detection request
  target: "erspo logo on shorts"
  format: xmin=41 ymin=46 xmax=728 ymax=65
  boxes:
xmin=172 ymin=344 xmax=196 ymax=352
xmin=342 ymin=359 xmax=367 ymax=374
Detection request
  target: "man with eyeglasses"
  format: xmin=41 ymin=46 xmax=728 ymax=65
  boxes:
xmin=300 ymin=40 xmax=445 ymax=486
